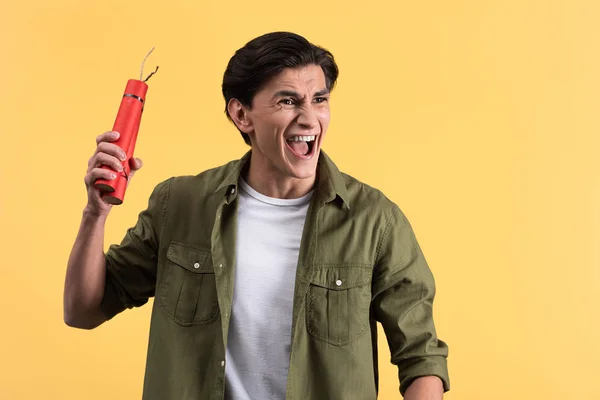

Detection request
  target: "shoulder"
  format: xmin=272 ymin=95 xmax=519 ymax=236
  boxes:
xmin=340 ymin=171 xmax=399 ymax=216
xmin=144 ymin=157 xmax=242 ymax=211
xmin=157 ymin=157 xmax=240 ymax=194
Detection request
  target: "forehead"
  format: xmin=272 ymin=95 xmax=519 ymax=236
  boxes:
xmin=261 ymin=64 xmax=326 ymax=92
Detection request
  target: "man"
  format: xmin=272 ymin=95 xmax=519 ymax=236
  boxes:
xmin=64 ymin=31 xmax=450 ymax=399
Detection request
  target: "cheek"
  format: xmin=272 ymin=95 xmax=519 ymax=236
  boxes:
xmin=317 ymin=108 xmax=331 ymax=128
xmin=252 ymin=114 xmax=283 ymax=142
xmin=260 ymin=112 xmax=295 ymax=132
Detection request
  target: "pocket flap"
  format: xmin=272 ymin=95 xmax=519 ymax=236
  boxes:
xmin=309 ymin=266 xmax=372 ymax=290
xmin=166 ymin=241 xmax=212 ymax=273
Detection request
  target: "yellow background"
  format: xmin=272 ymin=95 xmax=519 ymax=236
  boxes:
xmin=1 ymin=0 xmax=598 ymax=399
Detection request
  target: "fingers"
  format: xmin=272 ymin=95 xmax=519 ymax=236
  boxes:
xmin=91 ymin=131 xmax=126 ymax=167
xmin=92 ymin=141 xmax=127 ymax=162
xmin=87 ymin=132 xmax=143 ymax=190
xmin=96 ymin=130 xmax=120 ymax=145
xmin=88 ymin=131 xmax=127 ymax=173
xmin=84 ymin=167 xmax=117 ymax=187
xmin=88 ymin=152 xmax=124 ymax=173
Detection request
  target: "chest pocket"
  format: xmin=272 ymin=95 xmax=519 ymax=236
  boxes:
xmin=306 ymin=266 xmax=372 ymax=346
xmin=158 ymin=241 xmax=220 ymax=326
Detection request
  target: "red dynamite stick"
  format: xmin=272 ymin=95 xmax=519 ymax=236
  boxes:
xmin=93 ymin=80 xmax=147 ymax=204
xmin=93 ymin=49 xmax=158 ymax=205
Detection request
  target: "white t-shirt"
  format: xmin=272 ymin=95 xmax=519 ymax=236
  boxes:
xmin=224 ymin=178 xmax=313 ymax=400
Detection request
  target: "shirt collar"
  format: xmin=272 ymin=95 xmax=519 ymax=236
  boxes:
xmin=316 ymin=150 xmax=350 ymax=209
xmin=215 ymin=149 xmax=350 ymax=209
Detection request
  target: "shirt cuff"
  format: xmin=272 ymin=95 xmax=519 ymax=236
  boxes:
xmin=399 ymin=355 xmax=450 ymax=396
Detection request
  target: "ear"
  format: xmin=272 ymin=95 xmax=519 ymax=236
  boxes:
xmin=227 ymin=98 xmax=253 ymax=134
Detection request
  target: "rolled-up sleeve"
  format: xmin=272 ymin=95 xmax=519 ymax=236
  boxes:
xmin=372 ymin=204 xmax=450 ymax=396
xmin=100 ymin=178 xmax=172 ymax=321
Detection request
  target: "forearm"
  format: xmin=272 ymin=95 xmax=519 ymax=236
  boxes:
xmin=63 ymin=208 xmax=109 ymax=329
xmin=404 ymin=376 xmax=444 ymax=400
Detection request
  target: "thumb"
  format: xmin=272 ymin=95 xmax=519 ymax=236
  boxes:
xmin=128 ymin=157 xmax=143 ymax=183
xmin=129 ymin=157 xmax=143 ymax=171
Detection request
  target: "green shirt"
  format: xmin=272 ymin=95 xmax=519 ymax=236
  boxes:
xmin=101 ymin=150 xmax=450 ymax=399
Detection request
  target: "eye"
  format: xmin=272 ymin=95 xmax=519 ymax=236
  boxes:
xmin=279 ymin=99 xmax=295 ymax=106
xmin=314 ymin=97 xmax=329 ymax=104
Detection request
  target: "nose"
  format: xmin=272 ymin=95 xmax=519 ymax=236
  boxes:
xmin=296 ymin=105 xmax=318 ymax=130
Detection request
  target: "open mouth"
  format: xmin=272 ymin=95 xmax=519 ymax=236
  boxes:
xmin=285 ymin=135 xmax=317 ymax=159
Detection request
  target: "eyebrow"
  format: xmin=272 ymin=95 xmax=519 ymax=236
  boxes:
xmin=272 ymin=88 xmax=330 ymax=100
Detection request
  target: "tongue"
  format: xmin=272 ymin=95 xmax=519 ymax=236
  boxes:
xmin=289 ymin=140 xmax=309 ymax=155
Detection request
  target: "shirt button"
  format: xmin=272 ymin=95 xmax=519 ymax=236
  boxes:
xmin=219 ymin=263 xmax=223 ymax=268
xmin=230 ymin=187 xmax=236 ymax=195
xmin=221 ymin=361 xmax=225 ymax=367
xmin=193 ymin=262 xmax=200 ymax=269
xmin=336 ymin=279 xmax=343 ymax=286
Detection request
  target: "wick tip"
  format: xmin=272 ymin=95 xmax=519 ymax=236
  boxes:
xmin=140 ymin=47 xmax=157 ymax=81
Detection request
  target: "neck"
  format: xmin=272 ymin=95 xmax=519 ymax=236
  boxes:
xmin=242 ymin=154 xmax=316 ymax=199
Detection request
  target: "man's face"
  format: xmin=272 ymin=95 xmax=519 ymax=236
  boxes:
xmin=241 ymin=64 xmax=331 ymax=183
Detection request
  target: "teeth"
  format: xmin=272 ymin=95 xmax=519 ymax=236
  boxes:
xmin=287 ymin=135 xmax=316 ymax=142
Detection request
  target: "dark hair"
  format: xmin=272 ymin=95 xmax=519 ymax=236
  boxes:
xmin=222 ymin=31 xmax=339 ymax=145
